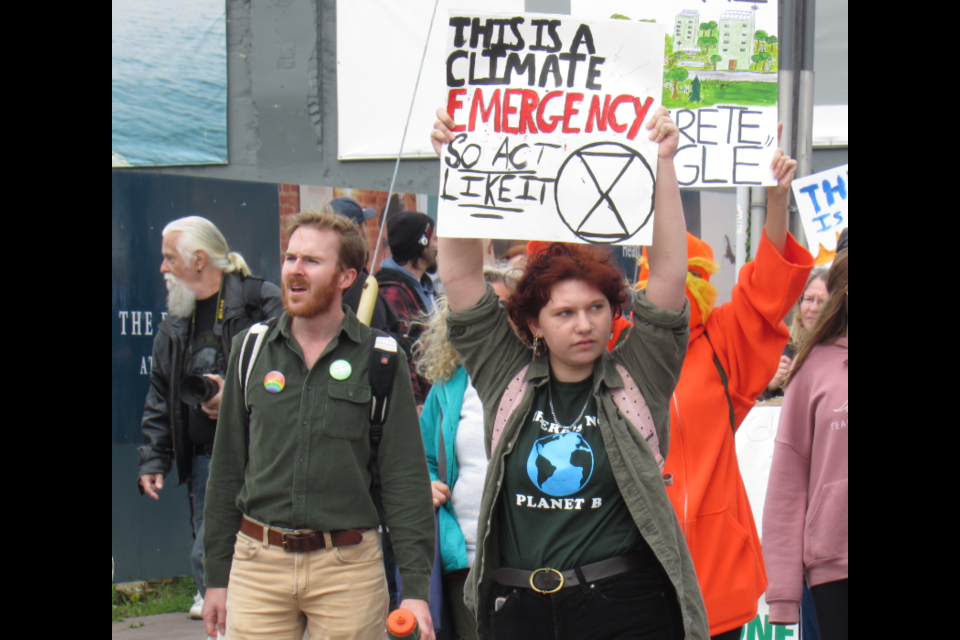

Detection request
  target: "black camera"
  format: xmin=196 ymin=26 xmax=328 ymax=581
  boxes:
xmin=180 ymin=374 xmax=220 ymax=405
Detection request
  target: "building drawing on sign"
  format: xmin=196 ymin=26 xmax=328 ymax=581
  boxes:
xmin=719 ymin=9 xmax=756 ymax=71
xmin=674 ymin=10 xmax=700 ymax=50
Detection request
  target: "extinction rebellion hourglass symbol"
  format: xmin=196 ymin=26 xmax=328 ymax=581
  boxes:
xmin=554 ymin=142 xmax=656 ymax=244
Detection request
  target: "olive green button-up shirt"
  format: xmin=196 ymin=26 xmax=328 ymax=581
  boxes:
xmin=203 ymin=308 xmax=435 ymax=600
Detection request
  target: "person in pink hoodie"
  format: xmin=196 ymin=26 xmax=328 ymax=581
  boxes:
xmin=763 ymin=249 xmax=848 ymax=640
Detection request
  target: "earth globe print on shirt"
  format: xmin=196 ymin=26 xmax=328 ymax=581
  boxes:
xmin=526 ymin=433 xmax=595 ymax=497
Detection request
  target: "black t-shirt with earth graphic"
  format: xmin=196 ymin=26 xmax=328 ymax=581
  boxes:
xmin=498 ymin=373 xmax=649 ymax=572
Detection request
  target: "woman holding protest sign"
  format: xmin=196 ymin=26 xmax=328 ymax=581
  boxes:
xmin=763 ymin=249 xmax=848 ymax=640
xmin=431 ymin=106 xmax=709 ymax=639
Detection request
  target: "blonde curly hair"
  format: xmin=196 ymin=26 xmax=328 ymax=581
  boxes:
xmin=415 ymin=264 xmax=520 ymax=384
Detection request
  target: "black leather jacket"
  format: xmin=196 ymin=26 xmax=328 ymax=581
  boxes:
xmin=137 ymin=272 xmax=283 ymax=488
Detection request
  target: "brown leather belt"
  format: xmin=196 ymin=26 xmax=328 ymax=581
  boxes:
xmin=492 ymin=551 xmax=654 ymax=594
xmin=239 ymin=516 xmax=368 ymax=553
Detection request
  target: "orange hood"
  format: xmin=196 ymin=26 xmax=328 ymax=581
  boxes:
xmin=637 ymin=232 xmax=719 ymax=341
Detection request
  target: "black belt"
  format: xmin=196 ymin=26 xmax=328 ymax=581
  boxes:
xmin=492 ymin=550 xmax=654 ymax=594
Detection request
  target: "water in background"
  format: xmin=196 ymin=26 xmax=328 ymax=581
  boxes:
xmin=112 ymin=0 xmax=227 ymax=167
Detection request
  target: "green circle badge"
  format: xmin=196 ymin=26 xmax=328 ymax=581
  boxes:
xmin=329 ymin=359 xmax=352 ymax=380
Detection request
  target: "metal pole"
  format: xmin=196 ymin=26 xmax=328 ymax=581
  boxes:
xmin=736 ymin=188 xmax=749 ymax=273
xmin=749 ymin=187 xmax=767 ymax=260
xmin=777 ymin=0 xmax=795 ymax=161
xmin=793 ymin=0 xmax=816 ymax=247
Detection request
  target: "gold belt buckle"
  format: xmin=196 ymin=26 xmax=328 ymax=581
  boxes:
xmin=529 ymin=567 xmax=564 ymax=594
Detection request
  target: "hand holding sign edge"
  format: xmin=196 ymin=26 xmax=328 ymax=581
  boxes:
xmin=431 ymin=107 xmax=456 ymax=158
xmin=647 ymin=106 xmax=680 ymax=160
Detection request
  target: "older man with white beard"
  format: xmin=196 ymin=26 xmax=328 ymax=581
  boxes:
xmin=138 ymin=216 xmax=282 ymax=627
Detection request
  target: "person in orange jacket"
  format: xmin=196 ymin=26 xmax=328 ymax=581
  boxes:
xmin=638 ymin=147 xmax=814 ymax=639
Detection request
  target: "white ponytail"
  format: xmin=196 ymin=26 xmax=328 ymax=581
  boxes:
xmin=163 ymin=216 xmax=251 ymax=276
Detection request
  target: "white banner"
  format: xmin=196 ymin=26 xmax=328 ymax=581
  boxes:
xmin=336 ymin=0 xmax=524 ymax=161
xmin=437 ymin=12 xmax=664 ymax=245
xmin=736 ymin=404 xmax=802 ymax=639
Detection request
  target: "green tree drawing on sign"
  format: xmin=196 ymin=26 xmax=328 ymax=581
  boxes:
xmin=711 ymin=54 xmax=722 ymax=70
xmin=754 ymin=30 xmax=769 ymax=53
xmin=705 ymin=21 xmax=718 ymax=37
xmin=610 ymin=13 xmax=631 ymax=20
xmin=690 ymin=76 xmax=702 ymax=102
xmin=759 ymin=51 xmax=773 ymax=70
xmin=640 ymin=18 xmax=656 ymax=22
xmin=766 ymin=35 xmax=778 ymax=60
xmin=666 ymin=68 xmax=688 ymax=99
xmin=699 ymin=37 xmax=718 ymax=55
xmin=751 ymin=53 xmax=763 ymax=71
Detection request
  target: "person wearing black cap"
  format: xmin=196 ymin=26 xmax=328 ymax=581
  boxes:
xmin=377 ymin=211 xmax=438 ymax=406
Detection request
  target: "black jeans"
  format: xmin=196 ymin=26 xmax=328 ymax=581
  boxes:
xmin=488 ymin=564 xmax=683 ymax=640
xmin=810 ymin=579 xmax=848 ymax=640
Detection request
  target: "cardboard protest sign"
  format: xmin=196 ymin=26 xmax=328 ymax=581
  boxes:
xmin=571 ymin=0 xmax=779 ymax=188
xmin=792 ymin=164 xmax=848 ymax=266
xmin=438 ymin=12 xmax=665 ymax=245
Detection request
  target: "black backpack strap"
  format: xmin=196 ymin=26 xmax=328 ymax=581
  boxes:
xmin=703 ymin=329 xmax=736 ymax=434
xmin=368 ymin=329 xmax=400 ymax=526
xmin=241 ymin=276 xmax=266 ymax=323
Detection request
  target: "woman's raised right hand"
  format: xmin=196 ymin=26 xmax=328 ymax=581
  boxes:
xmin=431 ymin=108 xmax=457 ymax=157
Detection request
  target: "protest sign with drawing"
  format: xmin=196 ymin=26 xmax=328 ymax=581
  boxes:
xmin=437 ymin=12 xmax=665 ymax=245
xmin=792 ymin=164 xmax=848 ymax=265
xmin=571 ymin=0 xmax=779 ymax=188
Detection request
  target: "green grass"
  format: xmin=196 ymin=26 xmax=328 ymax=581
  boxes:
xmin=662 ymin=80 xmax=779 ymax=109
xmin=112 ymin=576 xmax=197 ymax=622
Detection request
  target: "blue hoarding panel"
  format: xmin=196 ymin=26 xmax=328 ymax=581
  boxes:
xmin=112 ymin=170 xmax=281 ymax=581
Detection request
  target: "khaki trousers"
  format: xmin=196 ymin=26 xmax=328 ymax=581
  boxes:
xmin=226 ymin=527 xmax=388 ymax=639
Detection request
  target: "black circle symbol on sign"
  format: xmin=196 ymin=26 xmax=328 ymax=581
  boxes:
xmin=554 ymin=142 xmax=656 ymax=244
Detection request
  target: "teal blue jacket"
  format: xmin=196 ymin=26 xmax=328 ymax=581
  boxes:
xmin=419 ymin=365 xmax=471 ymax=575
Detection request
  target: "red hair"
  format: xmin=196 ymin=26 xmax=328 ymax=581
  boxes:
xmin=508 ymin=243 xmax=628 ymax=346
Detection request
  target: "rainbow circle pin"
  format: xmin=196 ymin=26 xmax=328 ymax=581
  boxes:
xmin=264 ymin=371 xmax=286 ymax=393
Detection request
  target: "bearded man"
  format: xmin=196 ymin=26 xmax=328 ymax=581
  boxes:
xmin=201 ymin=209 xmax=436 ymax=640
xmin=639 ymin=148 xmax=815 ymax=640
xmin=137 ymin=216 xmax=282 ymax=624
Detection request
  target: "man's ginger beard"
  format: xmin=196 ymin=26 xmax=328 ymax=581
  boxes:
xmin=165 ymin=274 xmax=197 ymax=318
xmin=282 ymin=271 xmax=340 ymax=318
